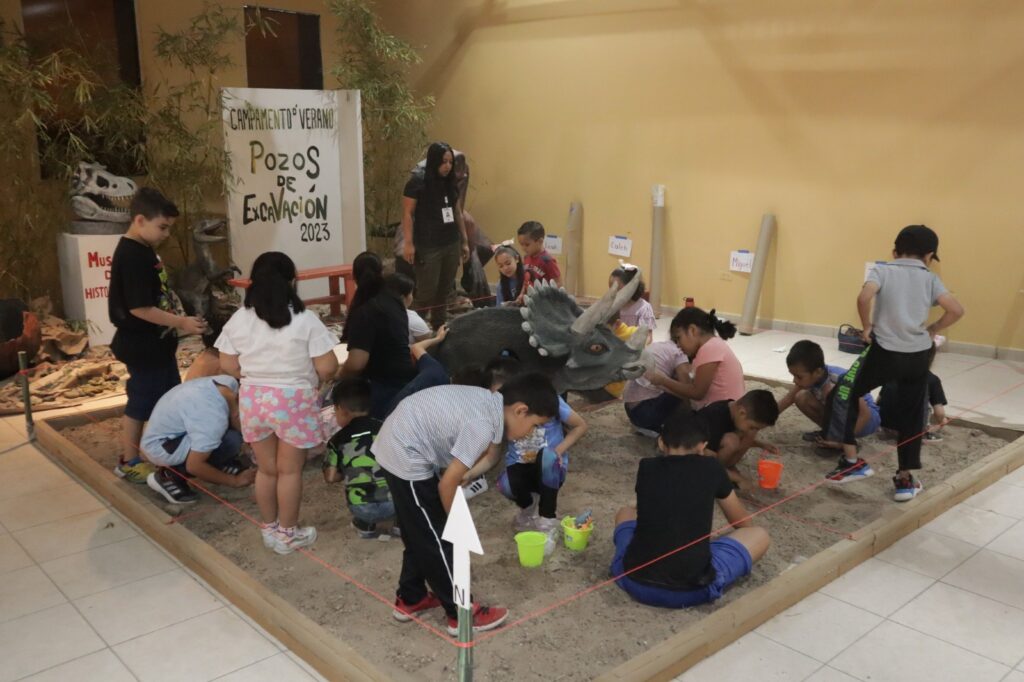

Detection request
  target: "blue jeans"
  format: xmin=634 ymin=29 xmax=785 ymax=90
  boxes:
xmin=610 ymin=521 xmax=752 ymax=608
xmin=625 ymin=393 xmax=683 ymax=433
xmin=351 ymin=500 xmax=396 ymax=525
xmin=380 ymin=354 xmax=450 ymax=419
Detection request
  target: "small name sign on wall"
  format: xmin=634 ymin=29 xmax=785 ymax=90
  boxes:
xmin=544 ymin=234 xmax=563 ymax=255
xmin=729 ymin=250 xmax=755 ymax=273
xmin=608 ymin=235 xmax=633 ymax=258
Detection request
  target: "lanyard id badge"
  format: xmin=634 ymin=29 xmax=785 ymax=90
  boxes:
xmin=441 ymin=195 xmax=455 ymax=224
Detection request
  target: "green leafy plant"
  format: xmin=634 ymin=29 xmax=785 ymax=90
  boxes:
xmin=0 ymin=18 xmax=144 ymax=301
xmin=328 ymin=0 xmax=434 ymax=242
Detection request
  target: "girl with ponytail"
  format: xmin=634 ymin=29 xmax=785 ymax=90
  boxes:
xmin=216 ymin=251 xmax=339 ymax=554
xmin=642 ymin=307 xmax=745 ymax=410
xmin=340 ymin=251 xmax=448 ymax=418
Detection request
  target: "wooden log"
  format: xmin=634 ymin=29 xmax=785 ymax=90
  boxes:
xmin=35 ymin=415 xmax=391 ymax=682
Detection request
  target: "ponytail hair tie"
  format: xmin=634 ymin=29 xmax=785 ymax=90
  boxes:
xmin=708 ymin=308 xmax=717 ymax=321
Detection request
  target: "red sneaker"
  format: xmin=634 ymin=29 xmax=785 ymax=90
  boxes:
xmin=446 ymin=604 xmax=509 ymax=635
xmin=392 ymin=593 xmax=443 ymax=622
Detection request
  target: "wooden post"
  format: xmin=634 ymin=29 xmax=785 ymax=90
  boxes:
xmin=649 ymin=185 xmax=666 ymax=316
xmin=564 ymin=201 xmax=583 ymax=296
xmin=18 ymin=351 xmax=34 ymax=441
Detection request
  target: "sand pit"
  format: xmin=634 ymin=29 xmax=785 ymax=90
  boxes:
xmin=56 ymin=381 xmax=1013 ymax=680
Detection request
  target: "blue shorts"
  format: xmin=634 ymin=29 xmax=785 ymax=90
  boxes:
xmin=609 ymin=521 xmax=752 ymax=609
xmin=125 ymin=361 xmax=181 ymax=421
xmin=857 ymin=406 xmax=882 ymax=438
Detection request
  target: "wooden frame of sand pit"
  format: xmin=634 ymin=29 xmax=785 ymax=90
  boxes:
xmin=34 ymin=405 xmax=1024 ymax=681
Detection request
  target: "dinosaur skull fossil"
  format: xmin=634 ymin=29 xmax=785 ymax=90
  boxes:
xmin=69 ymin=162 xmax=136 ymax=223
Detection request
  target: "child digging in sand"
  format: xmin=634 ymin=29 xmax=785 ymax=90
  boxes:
xmin=611 ymin=413 xmax=770 ymax=608
xmin=778 ymin=340 xmax=880 ymax=447
xmin=374 ymin=373 xmax=558 ymax=634
xmin=696 ymin=389 xmax=780 ymax=489
xmin=322 ymin=377 xmax=397 ymax=539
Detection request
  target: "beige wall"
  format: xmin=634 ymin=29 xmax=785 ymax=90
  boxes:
xmin=377 ymin=0 xmax=1024 ymax=350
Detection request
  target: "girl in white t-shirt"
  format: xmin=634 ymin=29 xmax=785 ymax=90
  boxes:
xmin=216 ymin=252 xmax=339 ymax=555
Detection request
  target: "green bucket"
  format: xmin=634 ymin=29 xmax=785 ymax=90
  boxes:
xmin=561 ymin=516 xmax=594 ymax=551
xmin=514 ymin=531 xmax=547 ymax=567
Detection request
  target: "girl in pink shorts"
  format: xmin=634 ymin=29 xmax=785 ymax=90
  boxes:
xmin=216 ymin=252 xmax=339 ymax=554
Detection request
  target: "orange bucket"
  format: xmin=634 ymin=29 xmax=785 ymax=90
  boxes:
xmin=757 ymin=458 xmax=783 ymax=489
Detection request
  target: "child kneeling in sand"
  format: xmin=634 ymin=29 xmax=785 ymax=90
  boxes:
xmin=611 ymin=413 xmax=769 ymax=608
xmin=322 ymin=377 xmax=395 ymax=539
xmin=141 ymin=375 xmax=255 ymax=505
xmin=696 ymin=389 xmax=780 ymax=488
xmin=778 ymin=340 xmax=880 ymax=446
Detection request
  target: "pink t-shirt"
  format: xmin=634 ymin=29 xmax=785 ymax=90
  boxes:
xmin=622 ymin=341 xmax=689 ymax=405
xmin=691 ymin=336 xmax=745 ymax=409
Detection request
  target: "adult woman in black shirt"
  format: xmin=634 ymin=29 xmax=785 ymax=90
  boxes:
xmin=401 ymin=141 xmax=469 ymax=329
xmin=339 ymin=252 xmax=448 ymax=418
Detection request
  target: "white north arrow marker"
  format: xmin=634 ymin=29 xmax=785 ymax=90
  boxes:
xmin=442 ymin=486 xmax=483 ymax=610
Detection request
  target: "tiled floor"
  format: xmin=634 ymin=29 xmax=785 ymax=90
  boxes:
xmin=2 ymin=323 xmax=1022 ymax=681
xmin=0 ymin=418 xmax=324 ymax=681
xmin=670 ymin=325 xmax=1024 ymax=682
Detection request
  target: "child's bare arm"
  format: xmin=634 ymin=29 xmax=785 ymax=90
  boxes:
xmin=439 ymin=460 xmax=471 ymax=512
xmin=131 ymin=306 xmax=207 ymax=335
xmin=219 ymin=352 xmax=241 ymax=379
xmin=411 ymin=325 xmax=447 ymax=360
xmin=857 ymin=281 xmax=880 ymax=342
xmin=715 ymin=432 xmax=749 ymax=468
xmin=554 ymin=410 xmax=587 ymax=456
xmin=185 ymin=451 xmax=255 ymax=488
xmin=928 ymin=293 xmax=965 ymax=335
xmin=313 ymin=350 xmax=339 ymax=383
xmin=777 ymin=384 xmax=799 ymax=413
xmin=649 ymin=362 xmax=718 ymax=401
xmin=461 ymin=443 xmax=502 ymax=482
xmin=339 ymin=349 xmax=369 ymax=378
xmin=718 ymin=491 xmax=754 ymax=529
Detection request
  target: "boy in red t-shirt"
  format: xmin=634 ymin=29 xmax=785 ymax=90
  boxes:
xmin=516 ymin=221 xmax=561 ymax=303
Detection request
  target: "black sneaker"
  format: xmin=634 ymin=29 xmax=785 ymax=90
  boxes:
xmin=924 ymin=431 xmax=943 ymax=444
xmin=215 ymin=458 xmax=249 ymax=476
xmin=147 ymin=469 xmax=198 ymax=505
xmin=351 ymin=518 xmax=379 ymax=539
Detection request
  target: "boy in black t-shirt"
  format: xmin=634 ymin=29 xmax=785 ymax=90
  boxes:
xmin=108 ymin=188 xmax=207 ymax=483
xmin=322 ymin=378 xmax=394 ymax=539
xmin=696 ymin=389 xmax=780 ymax=489
xmin=611 ymin=414 xmax=770 ymax=609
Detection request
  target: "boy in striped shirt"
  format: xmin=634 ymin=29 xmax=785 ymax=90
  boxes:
xmin=373 ymin=373 xmax=558 ymax=635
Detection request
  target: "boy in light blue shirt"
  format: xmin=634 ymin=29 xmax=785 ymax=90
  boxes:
xmin=141 ymin=375 xmax=255 ymax=504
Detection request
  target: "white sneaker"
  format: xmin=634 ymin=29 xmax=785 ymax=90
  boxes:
xmin=513 ymin=506 xmax=537 ymax=532
xmin=272 ymin=526 xmax=317 ymax=555
xmin=260 ymin=522 xmax=278 ymax=549
xmin=463 ymin=477 xmax=489 ymax=500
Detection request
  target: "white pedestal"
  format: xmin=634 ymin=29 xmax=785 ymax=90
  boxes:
xmin=57 ymin=233 xmax=121 ymax=347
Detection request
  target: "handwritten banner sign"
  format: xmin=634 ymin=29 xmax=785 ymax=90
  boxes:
xmin=222 ymin=88 xmax=365 ymax=297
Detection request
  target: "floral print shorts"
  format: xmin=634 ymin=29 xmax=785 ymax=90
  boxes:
xmin=239 ymin=385 xmax=322 ymax=449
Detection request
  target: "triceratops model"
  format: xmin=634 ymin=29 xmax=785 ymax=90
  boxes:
xmin=169 ymin=218 xmax=240 ymax=322
xmin=433 ymin=274 xmax=650 ymax=392
xmin=69 ymin=162 xmax=137 ymax=222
